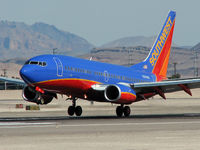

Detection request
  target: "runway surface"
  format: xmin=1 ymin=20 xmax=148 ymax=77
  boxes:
xmin=1 ymin=112 xmax=200 ymax=121
xmin=1 ymin=90 xmax=200 ymax=150
xmin=1 ymin=115 xmax=200 ymax=150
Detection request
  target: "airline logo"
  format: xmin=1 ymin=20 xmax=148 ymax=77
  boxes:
xmin=150 ymin=16 xmax=173 ymax=66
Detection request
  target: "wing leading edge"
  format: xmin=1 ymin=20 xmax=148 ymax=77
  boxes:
xmin=0 ymin=76 xmax=25 ymax=85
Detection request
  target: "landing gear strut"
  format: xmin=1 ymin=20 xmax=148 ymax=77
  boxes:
xmin=116 ymin=105 xmax=131 ymax=117
xmin=67 ymin=97 xmax=82 ymax=116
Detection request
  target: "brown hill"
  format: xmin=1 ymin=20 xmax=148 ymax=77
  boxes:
xmin=192 ymin=42 xmax=200 ymax=51
xmin=101 ymin=36 xmax=177 ymax=48
xmin=81 ymin=46 xmax=196 ymax=78
xmin=0 ymin=21 xmax=94 ymax=60
xmin=0 ymin=46 xmax=198 ymax=79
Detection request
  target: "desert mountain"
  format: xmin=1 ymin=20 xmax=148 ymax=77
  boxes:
xmin=80 ymin=46 xmax=196 ymax=78
xmin=0 ymin=21 xmax=94 ymax=60
xmin=101 ymin=36 xmax=155 ymax=48
xmin=101 ymin=36 xmax=177 ymax=48
xmin=191 ymin=42 xmax=200 ymax=51
xmin=0 ymin=20 xmax=198 ymax=78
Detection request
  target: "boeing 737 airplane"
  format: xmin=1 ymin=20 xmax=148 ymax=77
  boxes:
xmin=4 ymin=10 xmax=200 ymax=117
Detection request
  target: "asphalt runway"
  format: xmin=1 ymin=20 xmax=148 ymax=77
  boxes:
xmin=1 ymin=89 xmax=200 ymax=149
xmin=0 ymin=116 xmax=200 ymax=150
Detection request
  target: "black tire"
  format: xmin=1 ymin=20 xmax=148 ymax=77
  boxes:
xmin=68 ymin=106 xmax=75 ymax=116
xmin=75 ymin=106 xmax=82 ymax=116
xmin=123 ymin=106 xmax=131 ymax=117
xmin=116 ymin=106 xmax=123 ymax=117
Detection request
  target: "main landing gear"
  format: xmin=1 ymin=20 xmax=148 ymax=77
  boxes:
xmin=116 ymin=104 xmax=131 ymax=117
xmin=67 ymin=97 xmax=82 ymax=116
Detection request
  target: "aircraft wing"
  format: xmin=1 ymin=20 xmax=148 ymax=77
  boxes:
xmin=0 ymin=76 xmax=25 ymax=85
xmin=131 ymin=78 xmax=200 ymax=99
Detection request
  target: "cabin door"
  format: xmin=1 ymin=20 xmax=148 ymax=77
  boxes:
xmin=53 ymin=57 xmax=63 ymax=77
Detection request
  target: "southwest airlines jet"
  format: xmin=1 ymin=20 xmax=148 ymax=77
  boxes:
xmin=5 ymin=11 xmax=200 ymax=117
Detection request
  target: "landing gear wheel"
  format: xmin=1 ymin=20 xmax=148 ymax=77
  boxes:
xmin=67 ymin=97 xmax=83 ymax=116
xmin=68 ymin=106 xmax=75 ymax=116
xmin=75 ymin=106 xmax=82 ymax=116
xmin=116 ymin=106 xmax=123 ymax=117
xmin=123 ymin=106 xmax=131 ymax=117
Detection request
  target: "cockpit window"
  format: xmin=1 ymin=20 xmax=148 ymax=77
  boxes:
xmin=25 ymin=61 xmax=29 ymax=65
xmin=30 ymin=61 xmax=39 ymax=65
xmin=42 ymin=62 xmax=47 ymax=66
xmin=25 ymin=61 xmax=47 ymax=66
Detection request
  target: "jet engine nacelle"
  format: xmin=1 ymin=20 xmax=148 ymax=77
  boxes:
xmin=22 ymin=86 xmax=55 ymax=105
xmin=104 ymin=85 xmax=121 ymax=101
xmin=104 ymin=84 xmax=136 ymax=104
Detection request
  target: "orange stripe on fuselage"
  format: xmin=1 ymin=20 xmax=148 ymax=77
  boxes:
xmin=152 ymin=20 xmax=175 ymax=81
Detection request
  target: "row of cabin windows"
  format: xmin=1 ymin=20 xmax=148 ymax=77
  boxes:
xmin=65 ymin=66 xmax=91 ymax=74
xmin=64 ymin=66 xmax=145 ymax=83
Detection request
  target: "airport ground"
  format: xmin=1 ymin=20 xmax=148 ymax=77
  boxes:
xmin=0 ymin=90 xmax=200 ymax=149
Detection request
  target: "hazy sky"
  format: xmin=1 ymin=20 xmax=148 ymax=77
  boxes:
xmin=0 ymin=0 xmax=199 ymax=47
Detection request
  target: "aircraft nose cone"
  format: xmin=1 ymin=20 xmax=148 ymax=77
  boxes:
xmin=20 ymin=66 xmax=33 ymax=84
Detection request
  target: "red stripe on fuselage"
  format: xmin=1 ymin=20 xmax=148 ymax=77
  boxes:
xmin=33 ymin=78 xmax=99 ymax=95
xmin=33 ymin=78 xmax=137 ymax=104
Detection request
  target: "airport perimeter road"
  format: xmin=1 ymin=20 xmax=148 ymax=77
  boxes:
xmin=0 ymin=117 xmax=200 ymax=150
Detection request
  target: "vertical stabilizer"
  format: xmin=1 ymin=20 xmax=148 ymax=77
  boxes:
xmin=131 ymin=11 xmax=176 ymax=81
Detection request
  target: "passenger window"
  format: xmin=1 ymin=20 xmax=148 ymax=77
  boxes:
xmin=39 ymin=62 xmax=42 ymax=66
xmin=42 ymin=62 xmax=47 ymax=66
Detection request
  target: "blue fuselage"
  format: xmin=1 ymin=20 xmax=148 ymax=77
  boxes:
xmin=20 ymin=54 xmax=156 ymax=101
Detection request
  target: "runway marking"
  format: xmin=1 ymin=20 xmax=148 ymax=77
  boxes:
xmin=0 ymin=122 xmax=56 ymax=128
xmin=59 ymin=121 xmax=200 ymax=127
xmin=0 ymin=120 xmax=200 ymax=129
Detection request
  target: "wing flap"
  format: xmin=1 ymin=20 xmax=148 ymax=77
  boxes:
xmin=131 ymin=78 xmax=200 ymax=97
